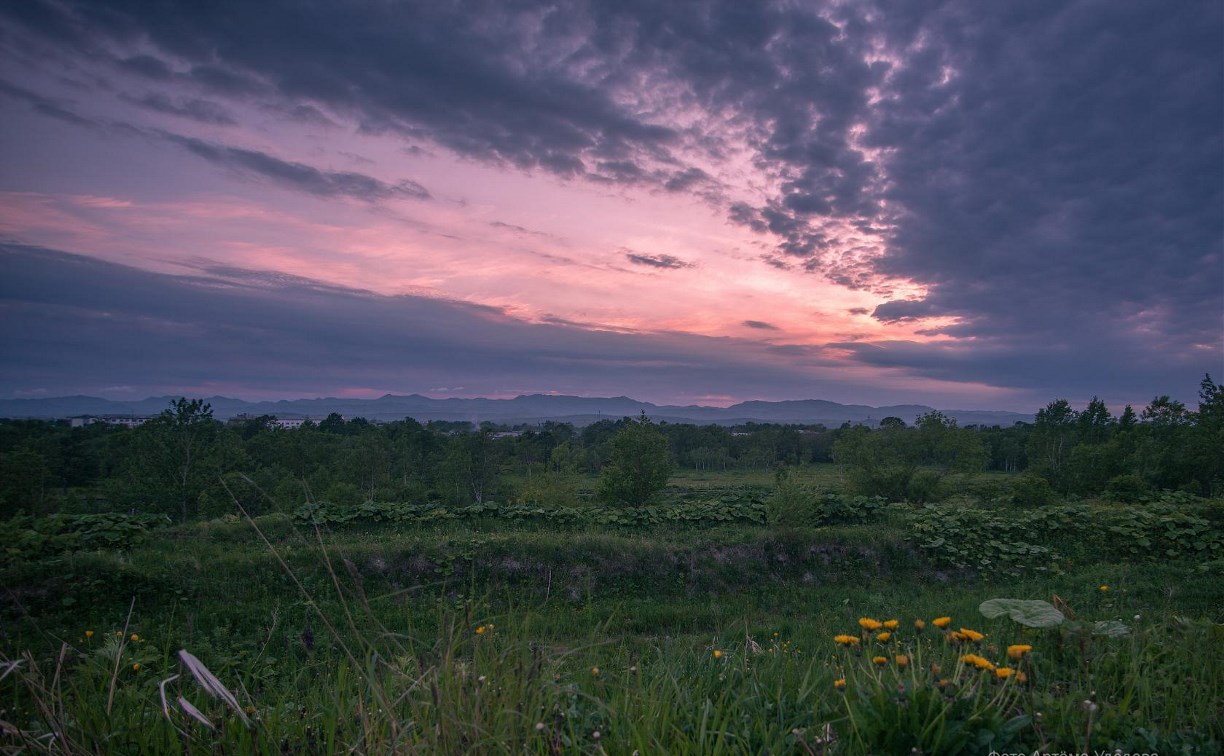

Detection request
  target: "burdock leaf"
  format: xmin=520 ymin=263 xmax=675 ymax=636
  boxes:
xmin=1092 ymin=620 xmax=1130 ymax=637
xmin=979 ymin=598 xmax=1065 ymax=628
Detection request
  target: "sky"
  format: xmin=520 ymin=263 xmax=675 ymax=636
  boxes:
xmin=0 ymin=0 xmax=1220 ymax=413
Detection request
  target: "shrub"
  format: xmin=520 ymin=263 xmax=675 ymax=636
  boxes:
xmin=1010 ymin=474 xmax=1057 ymax=508
xmin=1104 ymin=474 xmax=1150 ymax=503
xmin=906 ymin=468 xmax=945 ymax=503
xmin=596 ymin=416 xmax=674 ymax=506
xmin=765 ymin=467 xmax=814 ymax=526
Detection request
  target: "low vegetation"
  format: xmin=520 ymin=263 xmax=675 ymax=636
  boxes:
xmin=1 ymin=376 xmax=1221 ymax=752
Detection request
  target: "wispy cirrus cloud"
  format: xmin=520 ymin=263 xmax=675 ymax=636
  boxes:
xmin=625 ymin=251 xmax=693 ymax=270
xmin=161 ymin=133 xmax=431 ymax=202
xmin=121 ymin=92 xmax=237 ymax=125
xmin=743 ymin=320 xmax=779 ymax=331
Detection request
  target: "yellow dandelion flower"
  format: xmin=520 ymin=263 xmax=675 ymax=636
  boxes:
xmin=85 ymin=630 xmax=94 ymax=638
xmin=1099 ymin=585 xmax=1108 ymax=592
xmin=858 ymin=617 xmax=882 ymax=631
xmin=712 ymin=650 xmax=723 ymax=659
xmin=591 ymin=666 xmax=600 ymax=677
xmin=130 ymin=633 xmax=139 ymax=642
xmin=948 ymin=631 xmax=966 ymax=643
xmin=932 ymin=617 xmax=952 ymax=629
xmin=876 ymin=631 xmax=891 ymax=642
xmin=895 ymin=654 xmax=909 ymax=668
xmin=1007 ymin=644 xmax=1033 ymax=660
xmin=959 ymin=628 xmax=985 ymax=642
xmin=960 ymin=654 xmax=995 ymax=671
xmin=995 ymin=667 xmax=1014 ymax=679
xmin=833 ymin=634 xmax=860 ymax=646
xmin=872 ymin=656 xmax=888 ymax=665
xmin=883 ymin=619 xmax=899 ymax=630
xmin=475 ymin=625 xmax=486 ymax=635
xmin=938 ymin=678 xmax=953 ymax=689
xmin=132 ymin=663 xmax=141 ymax=672
xmin=833 ymin=678 xmax=846 ymax=690
xmin=1016 ymin=671 xmax=1028 ymax=684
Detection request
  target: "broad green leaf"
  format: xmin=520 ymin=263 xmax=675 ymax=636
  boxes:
xmin=1093 ymin=620 xmax=1130 ymax=637
xmin=978 ymin=598 xmax=1065 ymax=628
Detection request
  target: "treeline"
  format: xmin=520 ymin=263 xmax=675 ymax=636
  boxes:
xmin=0 ymin=404 xmax=836 ymax=520
xmin=1 ymin=376 xmax=1220 ymax=520
xmin=832 ymin=375 xmax=1224 ymax=502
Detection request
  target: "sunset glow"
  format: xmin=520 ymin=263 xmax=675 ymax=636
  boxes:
xmin=1 ymin=1 xmax=1219 ymax=411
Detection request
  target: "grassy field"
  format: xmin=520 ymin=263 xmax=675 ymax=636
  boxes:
xmin=3 ymin=466 xmax=1222 ymax=754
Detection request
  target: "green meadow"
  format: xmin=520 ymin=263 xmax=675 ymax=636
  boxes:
xmin=3 ymin=386 xmax=1223 ymax=753
xmin=3 ymin=473 xmax=1222 ymax=754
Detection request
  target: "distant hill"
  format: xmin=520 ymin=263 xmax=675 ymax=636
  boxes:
xmin=0 ymin=393 xmax=1034 ymax=428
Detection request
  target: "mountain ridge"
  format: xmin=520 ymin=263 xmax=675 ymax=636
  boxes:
xmin=0 ymin=393 xmax=1035 ymax=428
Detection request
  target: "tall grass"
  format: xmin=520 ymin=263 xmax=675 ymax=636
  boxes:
xmin=2 ymin=477 xmax=1221 ymax=753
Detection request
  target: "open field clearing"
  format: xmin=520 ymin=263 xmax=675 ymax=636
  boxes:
xmin=3 ymin=478 xmax=1221 ymax=754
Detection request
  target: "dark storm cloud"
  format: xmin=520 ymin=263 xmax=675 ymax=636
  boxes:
xmin=0 ymin=0 xmax=869 ymax=206
xmin=0 ymin=0 xmax=1218 ymax=401
xmin=664 ymin=168 xmax=711 ymax=193
xmin=162 ymin=133 xmax=431 ymax=202
xmin=0 ymin=245 xmax=847 ymax=402
xmin=847 ymin=0 xmax=1222 ymax=398
xmin=625 ymin=252 xmax=693 ymax=270
xmin=0 ymin=0 xmax=680 ymax=178
xmin=871 ymin=299 xmax=941 ymax=324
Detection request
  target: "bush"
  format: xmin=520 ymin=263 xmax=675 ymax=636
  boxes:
xmin=596 ymin=416 xmax=675 ymax=506
xmin=1104 ymin=474 xmax=1150 ymax=503
xmin=767 ymin=468 xmax=885 ymax=526
xmin=906 ymin=468 xmax=945 ymax=503
xmin=765 ymin=468 xmax=814 ymax=526
xmin=1010 ymin=474 xmax=1057 ymax=508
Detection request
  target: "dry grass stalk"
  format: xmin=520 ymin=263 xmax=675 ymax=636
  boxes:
xmin=178 ymin=649 xmax=251 ymax=726
xmin=177 ymin=696 xmax=216 ymax=731
xmin=105 ymin=596 xmax=136 ymax=715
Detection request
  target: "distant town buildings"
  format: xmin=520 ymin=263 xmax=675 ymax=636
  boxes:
xmin=68 ymin=415 xmax=152 ymax=428
xmin=227 ymin=413 xmax=323 ymax=429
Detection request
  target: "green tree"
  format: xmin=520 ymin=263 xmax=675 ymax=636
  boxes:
xmin=1064 ymin=396 xmax=1121 ymax=494
xmin=120 ymin=398 xmax=242 ymax=521
xmin=1133 ymin=395 xmax=1196 ymax=491
xmin=596 ymin=413 xmax=674 ymax=505
xmin=1192 ymin=374 xmax=1224 ymax=495
xmin=830 ymin=424 xmax=916 ymax=501
xmin=1027 ymin=399 xmax=1079 ymax=490
xmin=440 ymin=430 xmax=500 ymax=504
xmin=0 ymin=446 xmax=51 ymax=517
